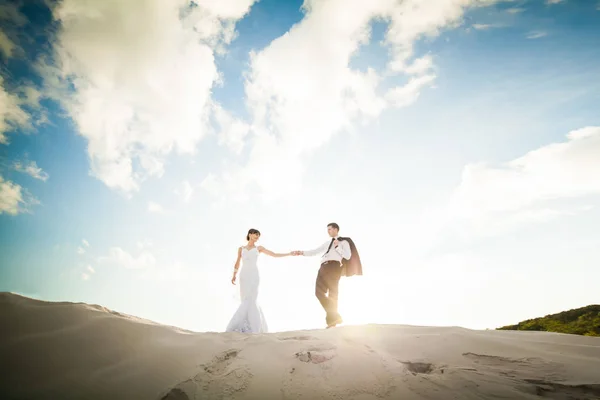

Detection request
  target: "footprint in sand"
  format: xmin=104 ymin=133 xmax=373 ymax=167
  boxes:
xmin=278 ymin=335 xmax=319 ymax=341
xmin=342 ymin=337 xmax=377 ymax=355
xmin=524 ymin=379 xmax=600 ymax=398
xmin=295 ymin=348 xmax=337 ymax=364
xmin=461 ymin=352 xmax=564 ymax=378
xmin=462 ymin=352 xmax=542 ymax=366
xmin=278 ymin=335 xmax=338 ymax=364
xmin=285 ymin=343 xmax=399 ymax=399
xmin=158 ymin=349 xmax=253 ymax=400
xmin=461 ymin=353 xmax=598 ymax=397
xmin=202 ymin=349 xmax=240 ymax=374
xmin=363 ymin=344 xmax=376 ymax=354
xmin=398 ymin=361 xmax=439 ymax=375
xmin=159 ymin=388 xmax=189 ymax=400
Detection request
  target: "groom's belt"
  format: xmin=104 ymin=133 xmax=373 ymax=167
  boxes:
xmin=321 ymin=260 xmax=342 ymax=266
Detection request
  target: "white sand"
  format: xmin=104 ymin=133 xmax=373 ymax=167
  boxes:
xmin=1 ymin=292 xmax=599 ymax=400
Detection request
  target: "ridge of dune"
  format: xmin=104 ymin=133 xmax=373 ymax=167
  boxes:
xmin=0 ymin=291 xmax=192 ymax=332
xmin=1 ymin=292 xmax=600 ymax=400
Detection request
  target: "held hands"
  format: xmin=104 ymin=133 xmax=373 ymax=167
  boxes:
xmin=290 ymin=250 xmax=303 ymax=256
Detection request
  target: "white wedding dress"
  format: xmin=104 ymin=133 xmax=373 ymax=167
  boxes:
xmin=225 ymin=247 xmax=269 ymax=333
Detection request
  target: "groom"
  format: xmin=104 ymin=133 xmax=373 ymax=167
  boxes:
xmin=293 ymin=222 xmax=362 ymax=328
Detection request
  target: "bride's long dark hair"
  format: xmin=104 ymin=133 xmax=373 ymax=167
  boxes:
xmin=246 ymin=228 xmax=260 ymax=241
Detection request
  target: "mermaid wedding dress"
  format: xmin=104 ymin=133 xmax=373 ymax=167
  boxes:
xmin=225 ymin=247 xmax=268 ymax=333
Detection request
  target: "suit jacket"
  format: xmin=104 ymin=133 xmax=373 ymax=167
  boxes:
xmin=338 ymin=237 xmax=363 ymax=277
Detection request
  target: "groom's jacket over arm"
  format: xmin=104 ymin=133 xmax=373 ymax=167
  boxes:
xmin=338 ymin=237 xmax=363 ymax=277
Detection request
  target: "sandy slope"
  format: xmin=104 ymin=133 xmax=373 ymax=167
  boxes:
xmin=1 ymin=292 xmax=599 ymax=400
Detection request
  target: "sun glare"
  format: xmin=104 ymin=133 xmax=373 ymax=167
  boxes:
xmin=337 ymin=277 xmax=374 ymax=326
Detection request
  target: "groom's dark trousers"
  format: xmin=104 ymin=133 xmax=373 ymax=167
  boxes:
xmin=315 ymin=260 xmax=342 ymax=324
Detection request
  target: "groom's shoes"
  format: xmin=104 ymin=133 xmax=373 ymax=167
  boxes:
xmin=326 ymin=315 xmax=343 ymax=329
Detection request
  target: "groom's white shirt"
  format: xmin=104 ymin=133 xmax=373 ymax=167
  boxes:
xmin=303 ymin=236 xmax=351 ymax=264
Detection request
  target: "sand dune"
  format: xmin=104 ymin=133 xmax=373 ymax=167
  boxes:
xmin=1 ymin=292 xmax=599 ymax=400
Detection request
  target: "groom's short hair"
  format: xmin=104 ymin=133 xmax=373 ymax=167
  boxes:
xmin=327 ymin=222 xmax=340 ymax=231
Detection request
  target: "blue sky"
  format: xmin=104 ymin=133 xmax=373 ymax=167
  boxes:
xmin=1 ymin=0 xmax=599 ymax=333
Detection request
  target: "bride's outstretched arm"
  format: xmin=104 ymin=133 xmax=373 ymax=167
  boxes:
xmin=258 ymin=246 xmax=292 ymax=257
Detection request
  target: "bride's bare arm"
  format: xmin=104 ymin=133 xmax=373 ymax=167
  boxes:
xmin=258 ymin=246 xmax=292 ymax=257
xmin=231 ymin=247 xmax=242 ymax=284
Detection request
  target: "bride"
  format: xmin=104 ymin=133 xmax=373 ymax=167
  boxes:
xmin=225 ymin=228 xmax=294 ymax=333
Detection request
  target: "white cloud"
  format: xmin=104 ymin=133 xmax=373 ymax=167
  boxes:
xmin=400 ymin=54 xmax=435 ymax=76
xmin=99 ymin=247 xmax=156 ymax=269
xmin=213 ymin=104 xmax=250 ymax=154
xmin=97 ymin=245 xmax=185 ymax=280
xmin=449 ymin=126 xmax=600 ymax=222
xmin=13 ymin=160 xmax=49 ymax=181
xmin=385 ymin=74 xmax=437 ymax=107
xmin=82 ymin=239 xmax=89 ymax=247
xmin=546 ymin=0 xmax=564 ymax=4
xmin=77 ymin=246 xmax=85 ymax=255
xmin=147 ymin=201 xmax=164 ymax=213
xmin=412 ymin=127 xmax=600 ymax=249
xmin=137 ymin=239 xmax=153 ymax=249
xmin=175 ymin=180 xmax=194 ymax=203
xmin=0 ymin=174 xmax=40 ymax=215
xmin=382 ymin=0 xmax=497 ymax=72
xmin=472 ymin=23 xmax=504 ymax=30
xmin=204 ymin=0 xmax=497 ymax=201
xmin=81 ymin=265 xmax=95 ymax=281
xmin=0 ymin=2 xmax=27 ymax=59
xmin=0 ymin=3 xmax=28 ymax=26
xmin=0 ymin=76 xmax=29 ymax=145
xmin=0 ymin=175 xmax=22 ymax=215
xmin=527 ymin=31 xmax=548 ymax=39
xmin=139 ymin=261 xmax=190 ymax=282
xmin=200 ymin=171 xmax=227 ymax=198
xmin=46 ymin=0 xmax=257 ymax=193
xmin=0 ymin=29 xmax=16 ymax=59
xmin=0 ymin=4 xmax=47 ymax=143
xmin=506 ymin=7 xmax=525 ymax=14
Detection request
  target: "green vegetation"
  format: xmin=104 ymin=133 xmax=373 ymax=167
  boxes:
xmin=497 ymin=305 xmax=600 ymax=337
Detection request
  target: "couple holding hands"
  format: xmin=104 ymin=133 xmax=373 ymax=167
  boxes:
xmin=226 ymin=222 xmax=362 ymax=332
